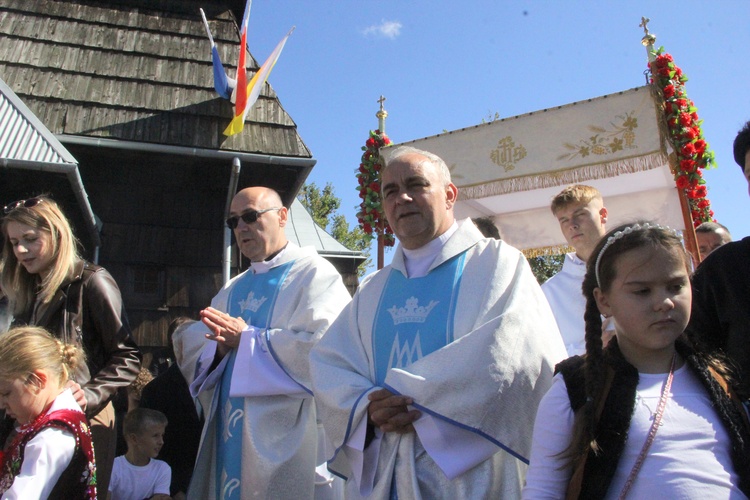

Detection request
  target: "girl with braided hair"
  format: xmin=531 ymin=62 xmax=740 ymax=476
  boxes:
xmin=0 ymin=326 xmax=96 ymax=498
xmin=523 ymin=221 xmax=750 ymax=499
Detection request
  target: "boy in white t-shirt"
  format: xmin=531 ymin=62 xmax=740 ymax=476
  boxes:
xmin=108 ymin=408 xmax=171 ymax=500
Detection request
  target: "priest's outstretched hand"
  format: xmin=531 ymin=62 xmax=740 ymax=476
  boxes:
xmin=367 ymin=388 xmax=422 ymax=434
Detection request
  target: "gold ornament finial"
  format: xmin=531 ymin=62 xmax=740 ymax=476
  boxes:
xmin=640 ymin=16 xmax=656 ymax=49
xmin=376 ymin=95 xmax=388 ymax=134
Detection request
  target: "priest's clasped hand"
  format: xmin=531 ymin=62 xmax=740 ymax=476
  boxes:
xmin=200 ymin=306 xmax=248 ymax=357
xmin=367 ymin=388 xmax=422 ymax=434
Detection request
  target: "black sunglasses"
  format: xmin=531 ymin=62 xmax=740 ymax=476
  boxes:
xmin=226 ymin=207 xmax=281 ymax=229
xmin=3 ymin=197 xmax=44 ymax=215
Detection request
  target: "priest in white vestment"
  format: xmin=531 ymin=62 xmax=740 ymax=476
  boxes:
xmin=188 ymin=187 xmax=351 ymax=500
xmin=541 ymin=185 xmax=611 ymax=356
xmin=310 ymin=147 xmax=567 ymax=499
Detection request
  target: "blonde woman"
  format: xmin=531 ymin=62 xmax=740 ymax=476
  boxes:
xmin=1 ymin=196 xmax=141 ymax=495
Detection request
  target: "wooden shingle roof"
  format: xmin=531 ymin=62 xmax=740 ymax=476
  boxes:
xmin=0 ymin=0 xmax=311 ymax=157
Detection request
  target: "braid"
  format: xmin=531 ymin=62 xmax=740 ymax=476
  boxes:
xmin=59 ymin=341 xmax=84 ymax=382
xmin=563 ymin=263 xmax=608 ymax=467
xmin=580 ymin=290 xmax=606 ymax=457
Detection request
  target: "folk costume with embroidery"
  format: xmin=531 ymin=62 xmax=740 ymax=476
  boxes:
xmin=0 ymin=389 xmax=96 ymax=499
xmin=188 ymin=243 xmax=351 ymax=500
xmin=311 ymin=219 xmax=567 ymax=499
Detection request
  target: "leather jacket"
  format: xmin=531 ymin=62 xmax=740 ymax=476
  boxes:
xmin=16 ymin=260 xmax=141 ymax=418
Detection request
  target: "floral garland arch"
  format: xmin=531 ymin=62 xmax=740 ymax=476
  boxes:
xmin=649 ymin=47 xmax=715 ymax=227
xmin=356 ymin=129 xmax=395 ymax=246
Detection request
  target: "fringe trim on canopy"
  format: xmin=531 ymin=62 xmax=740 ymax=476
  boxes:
xmin=521 ymin=245 xmax=574 ymax=258
xmin=458 ymin=151 xmax=668 ymax=200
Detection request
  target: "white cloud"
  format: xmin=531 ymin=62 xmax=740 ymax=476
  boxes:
xmin=362 ymin=20 xmax=402 ymax=40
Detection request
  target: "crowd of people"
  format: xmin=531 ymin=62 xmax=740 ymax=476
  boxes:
xmin=0 ymin=120 xmax=748 ymax=499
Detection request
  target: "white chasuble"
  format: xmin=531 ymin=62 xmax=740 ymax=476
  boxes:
xmin=189 ymin=244 xmax=352 ymax=500
xmin=311 ymin=219 xmax=568 ymax=500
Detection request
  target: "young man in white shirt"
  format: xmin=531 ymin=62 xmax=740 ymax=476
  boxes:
xmin=542 ymin=185 xmax=609 ymax=356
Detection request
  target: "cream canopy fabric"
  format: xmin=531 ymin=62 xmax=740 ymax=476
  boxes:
xmin=391 ymin=86 xmax=683 ymax=253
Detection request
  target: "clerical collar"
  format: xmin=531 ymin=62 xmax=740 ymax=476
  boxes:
xmin=250 ymin=243 xmax=289 ymax=274
xmin=402 ymin=222 xmax=458 ymax=278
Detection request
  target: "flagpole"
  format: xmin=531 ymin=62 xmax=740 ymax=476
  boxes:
xmin=376 ymin=96 xmax=388 ymax=270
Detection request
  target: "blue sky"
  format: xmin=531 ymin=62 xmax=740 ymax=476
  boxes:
xmin=240 ymin=1 xmax=750 ymax=265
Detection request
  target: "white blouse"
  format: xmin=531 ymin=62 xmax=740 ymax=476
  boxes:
xmin=522 ymin=365 xmax=747 ymax=499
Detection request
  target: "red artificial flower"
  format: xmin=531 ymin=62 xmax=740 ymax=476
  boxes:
xmin=676 ymin=175 xmax=690 ymax=189
xmin=695 ymin=186 xmax=707 ymax=198
xmin=658 ymin=66 xmax=670 ymax=77
xmin=691 ymin=112 xmax=699 ymax=121
xmin=674 ymin=67 xmax=682 ymax=77
xmin=363 ymin=224 xmax=372 ymax=234
xmin=680 ymin=159 xmax=696 ymax=173
xmin=366 ymin=138 xmax=376 ymax=148
xmin=383 ymin=137 xmax=392 ymax=145
xmin=665 ymin=102 xmax=673 ymax=114
xmin=663 ymin=85 xmax=675 ymax=98
xmin=694 ymin=139 xmax=707 ymax=154
xmin=369 ymin=182 xmax=380 ymax=192
xmin=709 ymin=210 xmax=714 ymax=217
xmin=697 ymin=199 xmax=709 ymax=209
xmin=682 ymin=128 xmax=698 ymax=141
xmin=679 ymin=112 xmax=692 ymax=127
xmin=675 ymin=98 xmax=688 ymax=109
xmin=681 ymin=142 xmax=696 ymax=157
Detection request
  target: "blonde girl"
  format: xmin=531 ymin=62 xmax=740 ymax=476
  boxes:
xmin=0 ymin=326 xmax=96 ymax=498
xmin=523 ymin=222 xmax=750 ymax=499
xmin=1 ymin=195 xmax=140 ymax=494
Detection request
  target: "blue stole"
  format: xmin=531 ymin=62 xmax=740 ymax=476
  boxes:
xmin=215 ymin=261 xmax=294 ymax=500
xmin=372 ymin=253 xmax=467 ymax=387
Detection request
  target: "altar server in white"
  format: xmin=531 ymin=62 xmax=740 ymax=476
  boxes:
xmin=310 ymin=147 xmax=567 ymax=499
xmin=188 ymin=187 xmax=351 ymax=500
xmin=542 ymin=184 xmax=610 ymax=355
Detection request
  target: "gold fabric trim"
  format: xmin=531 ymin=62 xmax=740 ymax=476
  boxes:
xmin=458 ymin=151 xmax=667 ymax=200
xmin=521 ymin=245 xmax=574 ymax=258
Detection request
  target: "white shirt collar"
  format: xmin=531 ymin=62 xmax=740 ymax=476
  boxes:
xmin=249 ymin=244 xmax=289 ymax=275
xmin=402 ymin=222 xmax=459 ymax=278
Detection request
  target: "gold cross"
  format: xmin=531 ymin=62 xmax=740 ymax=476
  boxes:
xmin=639 ymin=17 xmax=650 ymax=36
xmin=377 ymin=95 xmax=386 ymax=111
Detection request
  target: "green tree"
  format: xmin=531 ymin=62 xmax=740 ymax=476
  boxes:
xmin=298 ymin=182 xmax=372 ymax=276
xmin=527 ymin=254 xmax=565 ymax=286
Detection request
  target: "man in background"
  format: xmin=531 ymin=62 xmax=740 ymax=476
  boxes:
xmin=542 ymin=184 xmax=609 ymax=356
xmin=695 ymin=221 xmax=732 ymax=260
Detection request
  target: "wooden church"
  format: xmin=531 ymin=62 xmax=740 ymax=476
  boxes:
xmin=0 ymin=0 xmax=363 ymax=348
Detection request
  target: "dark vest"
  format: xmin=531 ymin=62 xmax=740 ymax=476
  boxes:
xmin=556 ymin=340 xmax=750 ymax=498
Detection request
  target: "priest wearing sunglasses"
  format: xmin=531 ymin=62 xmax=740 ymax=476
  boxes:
xmin=188 ymin=186 xmax=351 ymax=500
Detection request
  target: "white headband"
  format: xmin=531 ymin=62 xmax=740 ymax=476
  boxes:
xmin=594 ymin=222 xmax=677 ymax=287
